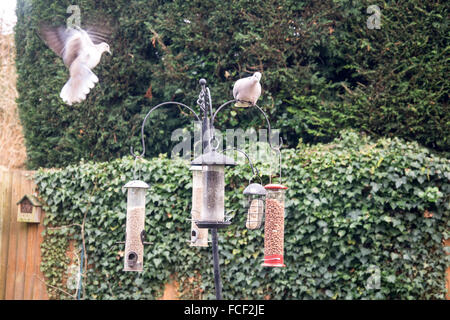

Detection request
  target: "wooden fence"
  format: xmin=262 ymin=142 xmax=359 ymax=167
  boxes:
xmin=0 ymin=168 xmax=48 ymax=300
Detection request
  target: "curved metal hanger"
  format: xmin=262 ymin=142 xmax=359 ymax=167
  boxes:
xmin=270 ymin=137 xmax=283 ymax=184
xmin=211 ymin=101 xmax=277 ymax=151
xmin=130 ymin=101 xmax=201 ymax=158
xmin=220 ymin=147 xmax=262 ymax=185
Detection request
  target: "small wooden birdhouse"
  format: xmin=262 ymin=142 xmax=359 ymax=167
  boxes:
xmin=17 ymin=194 xmax=42 ymax=223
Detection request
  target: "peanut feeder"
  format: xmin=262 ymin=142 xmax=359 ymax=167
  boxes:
xmin=262 ymin=183 xmax=288 ymax=267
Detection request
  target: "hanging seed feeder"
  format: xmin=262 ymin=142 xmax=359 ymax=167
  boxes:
xmin=123 ymin=179 xmax=150 ymax=272
xmin=262 ymin=183 xmax=288 ymax=267
xmin=190 ymin=166 xmax=208 ymax=246
xmin=191 ymin=150 xmax=236 ymax=229
xmin=243 ymin=183 xmax=266 ymax=230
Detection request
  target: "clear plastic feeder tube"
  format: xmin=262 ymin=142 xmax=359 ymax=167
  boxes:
xmin=262 ymin=184 xmax=287 ymax=267
xmin=123 ymin=180 xmax=149 ymax=272
xmin=201 ymin=165 xmax=225 ymax=223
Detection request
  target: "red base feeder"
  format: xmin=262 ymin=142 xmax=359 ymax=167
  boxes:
xmin=262 ymin=254 xmax=286 ymax=267
xmin=262 ymin=184 xmax=288 ymax=268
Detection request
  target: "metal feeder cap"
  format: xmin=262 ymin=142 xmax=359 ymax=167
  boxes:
xmin=243 ymin=183 xmax=267 ymax=196
xmin=191 ymin=150 xmax=236 ymax=166
xmin=264 ymin=183 xmax=288 ymax=190
xmin=123 ymin=180 xmax=150 ymax=189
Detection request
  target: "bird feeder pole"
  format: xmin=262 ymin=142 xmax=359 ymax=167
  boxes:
xmin=129 ymin=78 xmax=277 ymax=300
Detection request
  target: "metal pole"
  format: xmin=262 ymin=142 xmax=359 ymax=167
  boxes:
xmin=199 ymin=79 xmax=223 ymax=300
xmin=211 ymin=228 xmax=222 ymax=300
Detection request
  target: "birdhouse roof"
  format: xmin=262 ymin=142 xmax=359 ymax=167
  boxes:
xmin=16 ymin=194 xmax=42 ymax=206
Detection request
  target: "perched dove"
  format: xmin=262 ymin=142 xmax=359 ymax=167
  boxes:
xmin=232 ymin=72 xmax=262 ymax=107
xmin=39 ymin=25 xmax=111 ymax=105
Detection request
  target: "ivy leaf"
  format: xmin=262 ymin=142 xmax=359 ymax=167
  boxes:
xmin=153 ymin=258 xmax=162 ymax=268
xmin=135 ymin=278 xmax=144 ymax=286
xmin=386 ymin=275 xmax=396 ymax=283
xmin=390 ymin=253 xmax=400 ymax=260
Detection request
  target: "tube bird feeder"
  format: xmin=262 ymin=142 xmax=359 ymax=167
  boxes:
xmin=191 ymin=150 xmax=236 ymax=229
xmin=262 ymin=183 xmax=288 ymax=267
xmin=123 ymin=180 xmax=150 ymax=272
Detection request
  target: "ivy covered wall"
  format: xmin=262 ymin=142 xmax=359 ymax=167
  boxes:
xmin=34 ymin=131 xmax=450 ymax=299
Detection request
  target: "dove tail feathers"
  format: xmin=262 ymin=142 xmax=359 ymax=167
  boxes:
xmin=60 ymin=66 xmax=99 ymax=105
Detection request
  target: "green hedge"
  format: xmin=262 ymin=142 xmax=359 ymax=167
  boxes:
xmin=15 ymin=0 xmax=449 ymax=169
xmin=34 ymin=131 xmax=450 ymax=299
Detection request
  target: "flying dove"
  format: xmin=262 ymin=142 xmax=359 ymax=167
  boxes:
xmin=232 ymin=72 xmax=262 ymax=107
xmin=39 ymin=25 xmax=111 ymax=105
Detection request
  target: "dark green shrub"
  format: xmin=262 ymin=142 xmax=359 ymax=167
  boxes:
xmin=15 ymin=0 xmax=449 ymax=169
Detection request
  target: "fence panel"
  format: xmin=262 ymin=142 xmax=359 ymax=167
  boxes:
xmin=0 ymin=168 xmax=48 ymax=300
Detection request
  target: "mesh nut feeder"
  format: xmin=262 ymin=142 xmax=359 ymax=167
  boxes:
xmin=126 ymin=78 xmax=279 ymax=299
xmin=239 ymin=150 xmax=266 ymax=231
xmin=244 ymin=182 xmax=266 ymax=230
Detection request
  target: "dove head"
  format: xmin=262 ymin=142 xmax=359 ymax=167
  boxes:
xmin=253 ymin=72 xmax=262 ymax=81
xmin=98 ymin=42 xmax=111 ymax=55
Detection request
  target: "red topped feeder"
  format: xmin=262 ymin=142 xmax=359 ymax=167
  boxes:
xmin=262 ymin=183 xmax=288 ymax=267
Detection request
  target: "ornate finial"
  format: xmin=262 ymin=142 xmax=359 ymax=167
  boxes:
xmin=197 ymin=79 xmax=208 ymax=111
